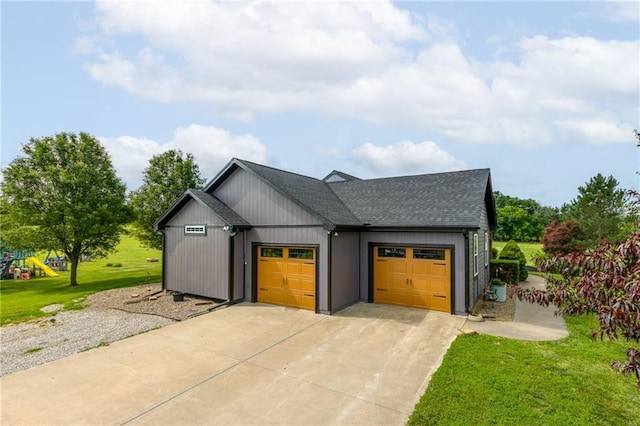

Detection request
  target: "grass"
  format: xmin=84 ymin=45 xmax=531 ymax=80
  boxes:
xmin=493 ymin=241 xmax=543 ymax=266
xmin=408 ymin=314 xmax=640 ymax=425
xmin=23 ymin=347 xmax=43 ymax=354
xmin=0 ymin=234 xmax=161 ymax=325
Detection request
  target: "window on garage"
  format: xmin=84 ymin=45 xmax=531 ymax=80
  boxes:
xmin=288 ymin=248 xmax=314 ymax=259
xmin=184 ymin=225 xmax=206 ymax=235
xmin=413 ymin=248 xmax=445 ymax=260
xmin=484 ymin=231 xmax=489 ymax=266
xmin=378 ymin=247 xmax=406 ymax=258
xmin=261 ymin=247 xmax=283 ymax=258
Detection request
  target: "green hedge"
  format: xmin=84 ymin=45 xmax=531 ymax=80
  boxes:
xmin=490 ymin=259 xmax=520 ymax=285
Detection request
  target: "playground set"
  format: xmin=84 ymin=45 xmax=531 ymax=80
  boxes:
xmin=1 ymin=242 xmax=65 ymax=280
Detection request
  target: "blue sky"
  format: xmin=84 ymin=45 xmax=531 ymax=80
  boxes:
xmin=2 ymin=1 xmax=638 ymax=208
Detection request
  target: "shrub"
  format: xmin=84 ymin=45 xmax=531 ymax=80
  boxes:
xmin=490 ymin=259 xmax=520 ymax=285
xmin=491 ymin=247 xmax=499 ymax=259
xmin=105 ymin=263 xmax=113 ymax=267
xmin=490 ymin=278 xmax=504 ymax=287
xmin=499 ymin=240 xmax=528 ymax=281
xmin=113 ymin=263 xmax=122 ymax=268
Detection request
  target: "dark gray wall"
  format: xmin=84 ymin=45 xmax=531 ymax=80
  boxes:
xmin=214 ymin=169 xmax=323 ymax=226
xmin=330 ymin=232 xmax=360 ymax=312
xmin=359 ymin=231 xmax=466 ymax=315
xmin=164 ymin=199 xmax=229 ymax=299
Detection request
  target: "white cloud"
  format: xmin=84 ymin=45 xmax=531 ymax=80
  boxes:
xmin=603 ymin=1 xmax=639 ymax=22
xmin=554 ymin=119 xmax=636 ymax=145
xmin=99 ymin=125 xmax=268 ymax=190
xmin=351 ymin=141 xmax=466 ymax=174
xmin=82 ymin=1 xmax=639 ymax=147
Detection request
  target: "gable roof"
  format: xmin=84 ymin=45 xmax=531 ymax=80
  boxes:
xmin=204 ymin=159 xmax=363 ymax=228
xmin=322 ymin=170 xmax=362 ymax=183
xmin=154 ymin=189 xmax=251 ymax=230
xmin=196 ymin=158 xmax=496 ymax=231
xmin=328 ymin=169 xmax=497 ymax=230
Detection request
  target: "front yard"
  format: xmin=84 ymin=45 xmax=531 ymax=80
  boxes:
xmin=408 ymin=314 xmax=640 ymax=425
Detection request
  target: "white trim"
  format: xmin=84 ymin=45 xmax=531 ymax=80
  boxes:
xmin=484 ymin=231 xmax=489 ymax=266
xmin=473 ymin=233 xmax=479 ymax=276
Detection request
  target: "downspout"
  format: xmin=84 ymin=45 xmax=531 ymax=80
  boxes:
xmin=242 ymin=230 xmax=247 ymax=301
xmin=327 ymin=229 xmax=332 ymax=314
xmin=463 ymin=230 xmax=470 ymax=313
xmin=161 ymin=230 xmax=166 ymax=292
xmin=228 ymin=230 xmax=235 ymax=305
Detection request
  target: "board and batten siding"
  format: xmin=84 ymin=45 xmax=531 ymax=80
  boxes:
xmin=359 ymin=232 xmax=467 ymax=315
xmin=163 ymin=199 xmax=229 ymax=299
xmin=214 ymin=169 xmax=323 ymax=226
xmin=470 ymin=205 xmax=493 ymax=310
xmin=330 ymin=232 xmax=360 ymax=313
xmin=244 ymin=227 xmax=328 ymax=312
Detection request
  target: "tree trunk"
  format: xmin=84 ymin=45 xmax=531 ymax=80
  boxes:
xmin=69 ymin=255 xmax=79 ymax=286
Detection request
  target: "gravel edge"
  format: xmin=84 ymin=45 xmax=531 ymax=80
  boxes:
xmin=1 ymin=283 xmax=219 ymax=377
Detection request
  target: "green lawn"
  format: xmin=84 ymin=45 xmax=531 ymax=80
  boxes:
xmin=493 ymin=241 xmax=543 ymax=266
xmin=0 ymin=234 xmax=162 ymax=325
xmin=408 ymin=314 xmax=640 ymax=425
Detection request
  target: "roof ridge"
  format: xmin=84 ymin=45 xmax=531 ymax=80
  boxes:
xmin=235 ymin=158 xmax=322 ymax=182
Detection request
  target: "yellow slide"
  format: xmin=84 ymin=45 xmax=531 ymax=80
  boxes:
xmin=26 ymin=257 xmax=60 ymax=277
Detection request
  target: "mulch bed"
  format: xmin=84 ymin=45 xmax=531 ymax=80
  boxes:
xmin=471 ymin=286 xmax=516 ymax=321
xmin=85 ymin=284 xmax=224 ymax=321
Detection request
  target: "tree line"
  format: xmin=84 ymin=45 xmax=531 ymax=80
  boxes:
xmin=494 ymin=174 xmax=636 ymax=253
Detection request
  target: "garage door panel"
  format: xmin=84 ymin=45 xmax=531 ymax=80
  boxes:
xmin=374 ymin=246 xmax=451 ymax=313
xmin=374 ymin=287 xmax=407 ymax=306
xmin=285 ymin=290 xmax=315 ymax=310
xmin=287 ymin=275 xmax=315 ymax=293
xmin=258 ymin=286 xmax=286 ymax=306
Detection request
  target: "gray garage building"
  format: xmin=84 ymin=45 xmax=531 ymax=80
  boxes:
xmin=155 ymin=158 xmax=497 ymax=315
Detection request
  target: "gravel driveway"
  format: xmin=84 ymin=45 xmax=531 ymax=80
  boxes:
xmin=0 ymin=284 xmax=218 ymax=376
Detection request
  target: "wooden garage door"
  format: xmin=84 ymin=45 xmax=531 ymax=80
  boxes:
xmin=374 ymin=246 xmax=451 ymax=313
xmin=257 ymin=246 xmax=316 ymax=311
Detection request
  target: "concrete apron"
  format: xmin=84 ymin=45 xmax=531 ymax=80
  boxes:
xmin=0 ymin=302 xmax=465 ymax=425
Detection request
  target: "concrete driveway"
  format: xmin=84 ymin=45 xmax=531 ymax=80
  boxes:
xmin=0 ymin=302 xmax=465 ymax=425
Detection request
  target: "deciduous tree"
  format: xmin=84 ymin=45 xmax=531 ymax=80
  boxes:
xmin=541 ymin=220 xmax=585 ymax=255
xmin=1 ymin=132 xmax=131 ymax=286
xmin=129 ymin=150 xmax=204 ymax=250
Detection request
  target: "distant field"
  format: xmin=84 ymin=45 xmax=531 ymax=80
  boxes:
xmin=493 ymin=241 xmax=543 ymax=266
xmin=0 ymin=234 xmax=162 ymax=325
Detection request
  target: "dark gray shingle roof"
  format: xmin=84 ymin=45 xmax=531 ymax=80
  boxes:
xmin=328 ymin=169 xmax=494 ymax=228
xmin=322 ymin=170 xmax=362 ymax=183
xmin=202 ymin=158 xmax=495 ymax=230
xmin=155 ymin=189 xmax=251 ymax=229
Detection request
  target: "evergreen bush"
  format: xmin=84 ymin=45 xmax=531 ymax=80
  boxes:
xmin=499 ymin=240 xmax=528 ymax=281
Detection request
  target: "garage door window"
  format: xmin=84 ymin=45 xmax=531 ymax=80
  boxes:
xmin=413 ymin=249 xmax=445 ymax=260
xmin=378 ymin=247 xmax=406 ymax=258
xmin=261 ymin=247 xmax=283 ymax=258
xmin=288 ymin=248 xmax=314 ymax=259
